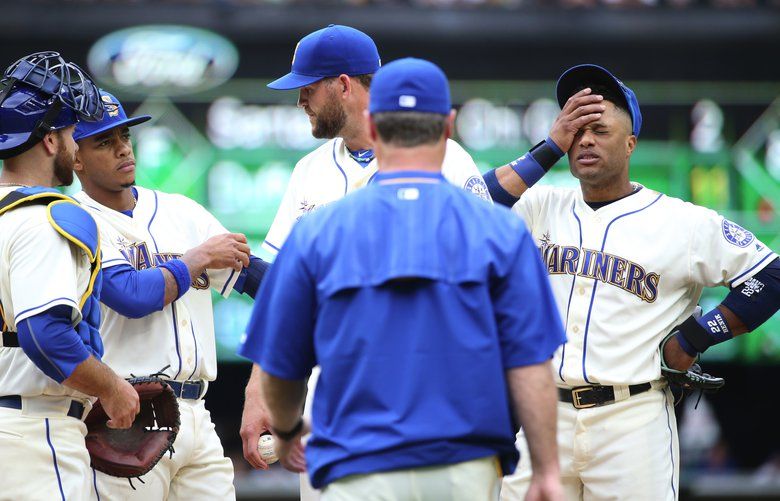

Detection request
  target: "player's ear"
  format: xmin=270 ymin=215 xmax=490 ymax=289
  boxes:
xmin=444 ymin=109 xmax=456 ymax=140
xmin=73 ymin=147 xmax=85 ymax=173
xmin=626 ymin=134 xmax=637 ymax=157
xmin=40 ymin=130 xmax=59 ymax=157
xmin=338 ymin=74 xmax=351 ymax=98
xmin=365 ymin=110 xmax=378 ymax=142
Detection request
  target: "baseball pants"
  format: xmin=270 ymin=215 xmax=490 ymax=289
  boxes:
xmin=322 ymin=455 xmax=501 ymax=501
xmin=501 ymin=385 xmax=679 ymax=501
xmin=0 ymin=397 xmax=93 ymax=501
xmin=91 ymin=398 xmax=235 ymax=501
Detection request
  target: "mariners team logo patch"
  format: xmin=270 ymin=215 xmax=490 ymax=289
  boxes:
xmin=101 ymin=94 xmax=120 ymax=117
xmin=465 ymin=176 xmax=490 ymax=202
xmin=721 ymin=219 xmax=754 ymax=248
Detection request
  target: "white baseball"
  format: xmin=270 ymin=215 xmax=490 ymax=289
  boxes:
xmin=257 ymin=433 xmax=278 ymax=465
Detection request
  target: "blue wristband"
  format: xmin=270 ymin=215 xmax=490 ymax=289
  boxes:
xmin=674 ymin=331 xmax=699 ymax=357
xmin=159 ymin=259 xmax=192 ymax=301
xmin=508 ymin=137 xmax=565 ymax=188
xmin=696 ymin=308 xmax=733 ymax=345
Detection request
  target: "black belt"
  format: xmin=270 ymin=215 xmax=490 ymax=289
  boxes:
xmin=2 ymin=331 xmax=19 ymax=347
xmin=558 ymin=383 xmax=652 ymax=409
xmin=0 ymin=395 xmax=85 ymax=419
xmin=165 ymin=380 xmax=204 ymax=400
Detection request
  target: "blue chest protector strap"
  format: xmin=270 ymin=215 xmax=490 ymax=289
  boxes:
xmin=0 ymin=187 xmax=101 ymax=347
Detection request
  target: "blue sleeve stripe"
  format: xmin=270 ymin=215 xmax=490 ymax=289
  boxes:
xmin=26 ymin=318 xmax=67 ymax=382
xmin=729 ymin=252 xmax=777 ymax=287
xmin=15 ymin=297 xmax=77 ymax=321
xmin=264 ymin=241 xmax=281 ymax=252
xmin=45 ymin=419 xmax=66 ymax=501
xmin=220 ymin=269 xmax=237 ymax=296
xmin=92 ymin=468 xmax=101 ymax=501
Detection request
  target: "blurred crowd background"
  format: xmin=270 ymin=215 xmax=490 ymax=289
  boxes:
xmin=2 ymin=1 xmax=779 ymax=499
xmin=32 ymin=0 xmax=780 ymax=9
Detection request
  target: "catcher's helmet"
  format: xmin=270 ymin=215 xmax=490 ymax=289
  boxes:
xmin=0 ymin=51 xmax=104 ymax=160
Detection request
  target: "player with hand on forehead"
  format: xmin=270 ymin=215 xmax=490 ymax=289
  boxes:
xmin=482 ymin=64 xmax=780 ymax=500
xmin=71 ymin=90 xmax=270 ymax=500
xmin=0 ymin=52 xmax=140 ymax=501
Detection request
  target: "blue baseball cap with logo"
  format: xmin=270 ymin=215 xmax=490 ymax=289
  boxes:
xmin=267 ymin=25 xmax=381 ymax=90
xmin=369 ymin=58 xmax=451 ymax=115
xmin=556 ymin=64 xmax=642 ymax=137
xmin=73 ymin=90 xmax=151 ymax=142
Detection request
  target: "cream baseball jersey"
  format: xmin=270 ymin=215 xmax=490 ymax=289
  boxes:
xmin=261 ymin=138 xmax=491 ymax=254
xmin=0 ymin=187 xmax=95 ymax=398
xmin=74 ymin=186 xmax=238 ymax=381
xmin=513 ymin=184 xmax=778 ymax=387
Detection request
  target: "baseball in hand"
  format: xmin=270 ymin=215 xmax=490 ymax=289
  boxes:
xmin=258 ymin=433 xmax=279 ymax=465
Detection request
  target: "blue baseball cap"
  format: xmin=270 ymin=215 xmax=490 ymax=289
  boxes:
xmin=556 ymin=64 xmax=642 ymax=137
xmin=369 ymin=58 xmax=451 ymax=115
xmin=73 ymin=90 xmax=151 ymax=142
xmin=267 ymin=25 xmax=381 ymax=90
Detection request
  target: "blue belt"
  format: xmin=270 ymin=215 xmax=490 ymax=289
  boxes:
xmin=165 ymin=380 xmax=204 ymax=400
xmin=0 ymin=395 xmax=85 ymax=419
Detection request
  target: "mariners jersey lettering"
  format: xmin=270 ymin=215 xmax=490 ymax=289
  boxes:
xmin=0 ymin=187 xmax=95 ymax=398
xmin=513 ymin=184 xmax=778 ymax=387
xmin=74 ymin=187 xmax=238 ymax=381
xmin=262 ymin=137 xmax=491 ymax=254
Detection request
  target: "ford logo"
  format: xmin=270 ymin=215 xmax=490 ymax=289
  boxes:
xmin=88 ymin=25 xmax=239 ymax=96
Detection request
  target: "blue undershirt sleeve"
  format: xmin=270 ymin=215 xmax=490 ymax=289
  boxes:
xmin=722 ymin=257 xmax=780 ymax=332
xmin=101 ymin=263 xmax=166 ymax=318
xmin=233 ymin=255 xmax=271 ymax=299
xmin=17 ymin=305 xmax=91 ymax=383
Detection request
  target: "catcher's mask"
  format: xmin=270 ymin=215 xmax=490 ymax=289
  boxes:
xmin=0 ymin=51 xmax=104 ymax=160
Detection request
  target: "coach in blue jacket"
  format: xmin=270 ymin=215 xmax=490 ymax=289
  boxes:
xmin=239 ymin=58 xmax=566 ymax=501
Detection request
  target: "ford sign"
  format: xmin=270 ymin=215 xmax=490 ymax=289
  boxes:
xmin=88 ymin=25 xmax=239 ymax=96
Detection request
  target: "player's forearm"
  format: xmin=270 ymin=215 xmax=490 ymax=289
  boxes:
xmin=259 ymin=368 xmax=306 ymax=432
xmin=506 ymin=362 xmax=560 ymax=477
xmin=158 ymin=259 xmax=192 ymax=305
xmin=62 ymin=354 xmax=125 ymax=400
xmin=245 ymin=364 xmax=266 ymax=409
xmin=673 ymin=258 xmax=780 ymax=360
xmin=483 ymin=138 xmax=564 ymax=208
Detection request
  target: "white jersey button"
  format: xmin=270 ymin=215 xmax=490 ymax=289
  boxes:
xmin=572 ymin=326 xmax=580 ymax=334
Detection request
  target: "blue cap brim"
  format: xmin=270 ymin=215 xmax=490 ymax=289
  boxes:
xmin=267 ymin=72 xmax=325 ymax=90
xmin=73 ymin=115 xmax=152 ymax=142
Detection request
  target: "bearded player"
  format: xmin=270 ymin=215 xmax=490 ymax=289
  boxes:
xmin=481 ymin=64 xmax=780 ymax=500
xmin=72 ymin=90 xmax=270 ymax=500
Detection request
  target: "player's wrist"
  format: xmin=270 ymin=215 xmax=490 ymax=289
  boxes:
xmin=271 ymin=417 xmax=304 ymax=442
xmin=675 ymin=309 xmax=734 ymax=356
xmin=508 ymin=138 xmax=563 ymax=189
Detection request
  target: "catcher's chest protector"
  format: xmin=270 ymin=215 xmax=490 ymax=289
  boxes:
xmin=0 ymin=187 xmax=102 ymax=342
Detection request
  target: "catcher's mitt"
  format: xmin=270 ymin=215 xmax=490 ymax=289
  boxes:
xmin=85 ymin=377 xmax=180 ymax=478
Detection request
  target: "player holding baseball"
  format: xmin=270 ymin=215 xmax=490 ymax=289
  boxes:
xmin=0 ymin=53 xmax=139 ymax=500
xmin=71 ymin=90 xmax=269 ymax=500
xmin=240 ymin=57 xmax=566 ymax=501
xmin=481 ymin=64 xmax=780 ymax=500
